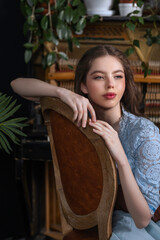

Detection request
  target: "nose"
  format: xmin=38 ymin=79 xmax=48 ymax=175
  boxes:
xmin=105 ymin=75 xmax=114 ymax=88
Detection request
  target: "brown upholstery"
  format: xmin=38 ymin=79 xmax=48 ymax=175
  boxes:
xmin=63 ymin=227 xmax=98 ymax=240
xmin=41 ymin=97 xmax=117 ymax=240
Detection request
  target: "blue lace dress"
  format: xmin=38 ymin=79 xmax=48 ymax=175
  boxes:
xmin=110 ymin=108 xmax=160 ymax=240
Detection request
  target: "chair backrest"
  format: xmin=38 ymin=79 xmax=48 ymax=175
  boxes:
xmin=41 ymin=97 xmax=117 ymax=240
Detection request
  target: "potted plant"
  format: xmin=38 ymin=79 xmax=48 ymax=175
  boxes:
xmin=20 ymin=0 xmax=99 ymax=69
xmin=118 ymin=0 xmax=144 ymax=16
xmin=123 ymin=0 xmax=160 ymax=76
xmin=0 ymin=92 xmax=28 ymax=154
xmin=83 ymin=0 xmax=115 ymax=16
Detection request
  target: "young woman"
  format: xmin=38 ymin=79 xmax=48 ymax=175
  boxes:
xmin=11 ymin=45 xmax=160 ymax=239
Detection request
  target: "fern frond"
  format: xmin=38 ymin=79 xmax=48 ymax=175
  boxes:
xmin=0 ymin=132 xmax=12 ymax=154
xmin=0 ymin=92 xmax=28 ymax=154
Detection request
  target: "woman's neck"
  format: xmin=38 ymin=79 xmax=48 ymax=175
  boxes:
xmin=94 ymin=104 xmax=122 ymax=132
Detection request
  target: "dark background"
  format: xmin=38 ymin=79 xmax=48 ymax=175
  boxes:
xmin=0 ymin=0 xmax=32 ymax=238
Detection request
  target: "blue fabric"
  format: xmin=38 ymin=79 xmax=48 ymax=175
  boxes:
xmin=110 ymin=211 xmax=158 ymax=240
xmin=111 ymin=108 xmax=160 ymax=239
xmin=119 ymin=108 xmax=160 ymax=214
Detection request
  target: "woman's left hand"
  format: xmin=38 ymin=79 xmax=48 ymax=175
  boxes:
xmin=89 ymin=120 xmax=126 ymax=165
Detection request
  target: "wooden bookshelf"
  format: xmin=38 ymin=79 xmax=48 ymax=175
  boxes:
xmin=134 ymin=74 xmax=160 ymax=83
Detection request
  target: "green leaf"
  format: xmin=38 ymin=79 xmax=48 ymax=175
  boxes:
xmin=24 ymin=42 xmax=34 ymax=48
xmin=72 ymin=9 xmax=81 ymax=24
xmin=52 ymin=33 xmax=59 ymax=46
xmin=68 ymin=39 xmax=73 ymax=52
xmin=56 ymin=21 xmax=72 ymax=40
xmin=146 ymin=36 xmax=153 ymax=46
xmin=0 ymin=97 xmax=11 ymax=113
xmin=68 ymin=65 xmax=74 ymax=70
xmin=64 ymin=5 xmax=73 ymax=23
xmin=125 ymin=47 xmax=135 ymax=56
xmin=0 ymin=93 xmax=28 ymax=154
xmin=130 ymin=16 xmax=137 ymax=22
xmin=133 ymin=39 xmax=140 ymax=48
xmin=75 ymin=17 xmax=86 ymax=32
xmin=58 ymin=52 xmax=68 ymax=60
xmin=43 ymin=29 xmax=52 ymax=41
xmin=0 ymin=99 xmax=18 ymax=119
xmin=27 ymin=15 xmax=35 ymax=26
xmin=77 ymin=2 xmax=86 ymax=16
xmin=138 ymin=17 xmax=144 ymax=24
xmin=41 ymin=15 xmax=48 ymax=30
xmin=27 ymin=0 xmax=34 ymax=7
xmin=0 ymin=126 xmax=19 ymax=143
xmin=156 ymin=35 xmax=160 ymax=44
xmin=72 ymin=0 xmax=81 ymax=6
xmin=24 ymin=49 xmax=32 ymax=63
xmin=136 ymin=0 xmax=144 ymax=8
xmin=90 ymin=15 xmax=99 ymax=23
xmin=72 ymin=37 xmax=80 ymax=48
xmin=132 ymin=10 xmax=140 ymax=15
xmin=56 ymin=20 xmax=67 ymax=40
xmin=46 ymin=52 xmax=57 ymax=66
xmin=0 ymin=104 xmax=21 ymax=123
xmin=126 ymin=22 xmax=136 ymax=32
xmin=58 ymin=10 xmax=65 ymax=20
xmin=55 ymin=0 xmax=66 ymax=9
xmin=35 ymin=7 xmax=45 ymax=13
xmin=4 ymin=126 xmax=27 ymax=137
xmin=0 ymin=132 xmax=11 ymax=154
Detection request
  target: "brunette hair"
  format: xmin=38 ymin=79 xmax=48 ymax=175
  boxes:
xmin=74 ymin=45 xmax=140 ymax=115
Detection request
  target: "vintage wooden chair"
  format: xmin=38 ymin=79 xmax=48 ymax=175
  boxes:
xmin=41 ymin=96 xmax=117 ymax=240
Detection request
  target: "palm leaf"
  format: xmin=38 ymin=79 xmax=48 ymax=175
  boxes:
xmin=2 ymin=117 xmax=28 ymax=124
xmin=0 ymin=104 xmax=21 ymax=123
xmin=0 ymin=92 xmax=28 ymax=154
xmin=0 ymin=132 xmax=12 ymax=154
xmin=0 ymin=96 xmax=11 ymax=113
xmin=3 ymin=125 xmax=27 ymax=137
xmin=0 ymin=125 xmax=20 ymax=144
xmin=0 ymin=99 xmax=18 ymax=118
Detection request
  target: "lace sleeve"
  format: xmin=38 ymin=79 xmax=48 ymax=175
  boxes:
xmin=134 ymin=120 xmax=160 ymax=215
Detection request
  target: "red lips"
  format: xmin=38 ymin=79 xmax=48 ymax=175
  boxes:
xmin=103 ymin=93 xmax=116 ymax=99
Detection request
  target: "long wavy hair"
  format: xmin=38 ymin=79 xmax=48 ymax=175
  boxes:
xmin=74 ymin=45 xmax=140 ymax=116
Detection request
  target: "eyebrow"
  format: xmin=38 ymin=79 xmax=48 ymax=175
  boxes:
xmin=90 ymin=70 xmax=124 ymax=75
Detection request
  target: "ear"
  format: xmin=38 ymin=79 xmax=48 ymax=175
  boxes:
xmin=80 ymin=83 xmax=88 ymax=94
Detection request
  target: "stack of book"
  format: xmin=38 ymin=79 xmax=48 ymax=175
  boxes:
xmin=144 ymin=83 xmax=160 ymax=127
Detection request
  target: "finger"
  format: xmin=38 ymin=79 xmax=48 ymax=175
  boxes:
xmin=92 ymin=128 xmax=104 ymax=136
xmin=76 ymin=103 xmax=84 ymax=126
xmin=95 ymin=120 xmax=114 ymax=130
xmin=89 ymin=121 xmax=103 ymax=129
xmin=81 ymin=105 xmax=88 ymax=128
xmin=87 ymin=103 xmax=96 ymax=122
xmin=72 ymin=106 xmax=78 ymax=122
xmin=89 ymin=122 xmax=103 ymax=131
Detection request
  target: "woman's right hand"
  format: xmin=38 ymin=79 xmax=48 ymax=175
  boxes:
xmin=57 ymin=87 xmax=96 ymax=128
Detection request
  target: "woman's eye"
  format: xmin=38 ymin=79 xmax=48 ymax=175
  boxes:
xmin=114 ymin=75 xmax=123 ymax=79
xmin=94 ymin=76 xmax=104 ymax=80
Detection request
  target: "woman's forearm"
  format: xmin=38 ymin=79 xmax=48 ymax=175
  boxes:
xmin=10 ymin=78 xmax=60 ymax=100
xmin=118 ymin=159 xmax=152 ymax=228
xmin=10 ymin=78 xmax=96 ymax=127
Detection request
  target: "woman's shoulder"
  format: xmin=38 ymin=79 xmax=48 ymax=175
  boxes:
xmin=120 ymin=108 xmax=160 ymax=147
xmin=122 ymin=108 xmax=159 ymax=133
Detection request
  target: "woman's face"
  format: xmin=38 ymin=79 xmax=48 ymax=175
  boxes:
xmin=81 ymin=55 xmax=125 ymax=111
